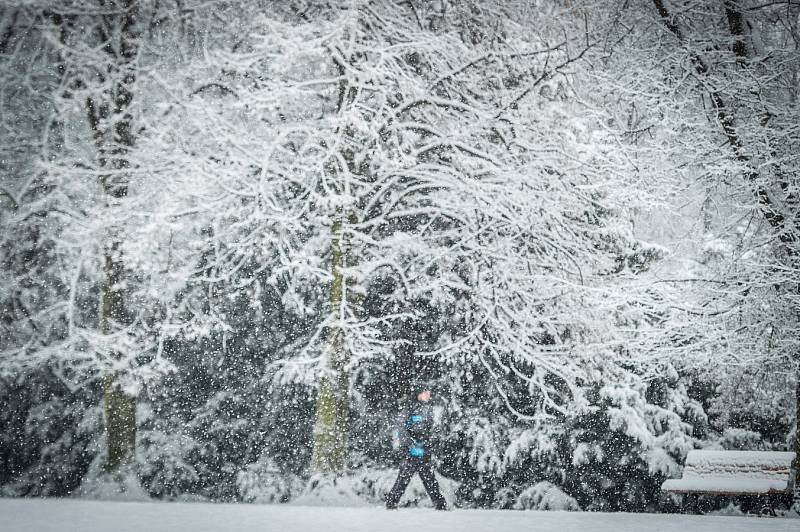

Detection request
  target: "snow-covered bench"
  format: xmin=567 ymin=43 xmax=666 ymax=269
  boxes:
xmin=661 ymin=450 xmax=795 ymax=515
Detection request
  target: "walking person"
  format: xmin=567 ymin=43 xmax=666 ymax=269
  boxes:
xmin=385 ymin=383 xmax=448 ymax=510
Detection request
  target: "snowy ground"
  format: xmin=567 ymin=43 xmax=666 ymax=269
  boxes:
xmin=1 ymin=499 xmax=797 ymax=532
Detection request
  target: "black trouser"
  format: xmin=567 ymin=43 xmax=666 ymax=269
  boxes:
xmin=385 ymin=456 xmax=446 ymax=509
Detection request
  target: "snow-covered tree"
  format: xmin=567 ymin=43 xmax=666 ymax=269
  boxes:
xmin=0 ymin=0 xmax=204 ymax=479
xmin=170 ymin=0 xmax=682 ymax=480
xmin=580 ymin=0 xmax=799 ymax=504
xmin=648 ymin=0 xmax=799 ymax=489
xmin=1 ymin=0 xmax=796 ymax=510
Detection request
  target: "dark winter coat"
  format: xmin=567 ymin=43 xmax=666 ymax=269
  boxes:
xmin=395 ymin=400 xmax=435 ymax=459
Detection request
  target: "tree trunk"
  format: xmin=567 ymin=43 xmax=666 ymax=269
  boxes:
xmin=82 ymin=0 xmax=140 ymax=474
xmin=311 ymin=218 xmax=350 ymax=474
xmin=102 ymin=375 xmax=136 ymax=472
xmin=795 ymin=374 xmax=799 ymax=507
xmin=309 ymin=43 xmax=360 ymax=475
xmin=99 ymin=239 xmax=136 ymax=472
xmin=718 ymin=0 xmax=799 ymax=504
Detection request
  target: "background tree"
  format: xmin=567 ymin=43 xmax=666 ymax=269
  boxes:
xmin=648 ymin=0 xmax=799 ymax=498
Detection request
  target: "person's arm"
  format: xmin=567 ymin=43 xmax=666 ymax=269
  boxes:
xmin=391 ymin=417 xmax=401 ymax=450
xmin=393 ymin=407 xmax=409 ymax=451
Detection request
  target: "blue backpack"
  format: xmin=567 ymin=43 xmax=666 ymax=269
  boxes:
xmin=407 ymin=414 xmax=425 ymax=457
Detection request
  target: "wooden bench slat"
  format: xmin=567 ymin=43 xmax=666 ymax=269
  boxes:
xmin=662 ymin=477 xmax=791 ymax=495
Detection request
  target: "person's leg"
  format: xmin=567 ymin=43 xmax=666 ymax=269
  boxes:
xmin=418 ymin=459 xmax=447 ymax=510
xmin=385 ymin=458 xmax=418 ymax=509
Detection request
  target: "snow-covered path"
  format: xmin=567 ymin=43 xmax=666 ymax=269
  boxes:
xmin=0 ymin=498 xmax=796 ymax=532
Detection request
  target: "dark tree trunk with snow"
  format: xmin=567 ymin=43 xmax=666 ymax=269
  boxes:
xmin=84 ymin=0 xmax=140 ymax=473
xmin=654 ymin=0 xmax=800 ymax=501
